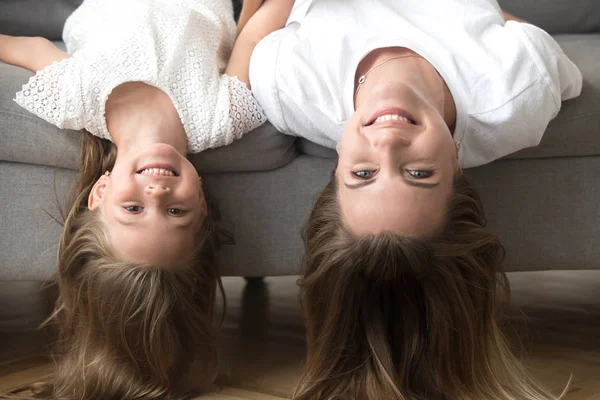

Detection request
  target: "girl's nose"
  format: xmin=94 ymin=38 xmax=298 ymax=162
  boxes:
xmin=145 ymin=184 xmax=171 ymax=196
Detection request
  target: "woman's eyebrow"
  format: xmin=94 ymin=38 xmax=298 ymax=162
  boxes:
xmin=344 ymin=179 xmax=441 ymax=189
xmin=344 ymin=180 xmax=376 ymax=189
xmin=403 ymin=178 xmax=441 ymax=188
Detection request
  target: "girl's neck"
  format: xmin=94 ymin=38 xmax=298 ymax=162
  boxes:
xmin=105 ymin=82 xmax=188 ymax=155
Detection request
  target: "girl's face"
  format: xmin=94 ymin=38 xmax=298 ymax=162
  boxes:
xmin=88 ymin=143 xmax=206 ymax=266
xmin=337 ymin=81 xmax=459 ymax=237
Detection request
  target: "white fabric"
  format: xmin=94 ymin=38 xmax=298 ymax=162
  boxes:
xmin=15 ymin=0 xmax=267 ymax=153
xmin=249 ymin=0 xmax=582 ymax=168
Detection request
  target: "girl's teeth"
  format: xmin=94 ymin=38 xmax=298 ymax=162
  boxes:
xmin=140 ymin=168 xmax=175 ymax=176
xmin=375 ymin=114 xmax=411 ymax=124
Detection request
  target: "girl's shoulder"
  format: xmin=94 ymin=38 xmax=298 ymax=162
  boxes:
xmin=184 ymin=75 xmax=267 ymax=153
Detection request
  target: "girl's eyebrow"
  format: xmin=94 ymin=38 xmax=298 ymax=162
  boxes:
xmin=115 ymin=216 xmax=135 ymax=226
xmin=114 ymin=211 xmax=195 ymax=229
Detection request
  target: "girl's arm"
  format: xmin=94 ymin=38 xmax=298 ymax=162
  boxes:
xmin=0 ymin=35 xmax=68 ymax=71
xmin=226 ymin=0 xmax=295 ymax=88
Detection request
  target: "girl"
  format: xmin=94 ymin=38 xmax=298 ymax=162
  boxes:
xmin=247 ymin=0 xmax=582 ymax=398
xmin=0 ymin=0 xmax=287 ymax=398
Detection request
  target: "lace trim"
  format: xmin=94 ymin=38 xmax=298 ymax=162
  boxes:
xmin=186 ymin=75 xmax=267 ymax=153
xmin=14 ymin=66 xmax=265 ymax=152
xmin=14 ymin=57 xmax=113 ymax=141
xmin=15 ymin=59 xmax=84 ymax=133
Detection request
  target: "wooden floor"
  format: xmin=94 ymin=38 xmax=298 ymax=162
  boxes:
xmin=1 ymin=273 xmax=599 ymax=399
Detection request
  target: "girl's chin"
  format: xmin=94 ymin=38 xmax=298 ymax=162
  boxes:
xmin=145 ymin=143 xmax=183 ymax=154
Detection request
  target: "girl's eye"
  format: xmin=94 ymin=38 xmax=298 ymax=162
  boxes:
xmin=407 ymin=170 xmax=433 ymax=179
xmin=352 ymin=170 xmax=375 ymax=179
xmin=124 ymin=205 xmax=143 ymax=213
xmin=167 ymin=208 xmax=186 ymax=216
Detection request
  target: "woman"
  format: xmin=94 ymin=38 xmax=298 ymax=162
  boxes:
xmin=247 ymin=0 xmax=581 ymax=398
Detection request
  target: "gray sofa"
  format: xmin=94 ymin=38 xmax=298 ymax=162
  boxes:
xmin=1 ymin=1 xmax=599 ymax=334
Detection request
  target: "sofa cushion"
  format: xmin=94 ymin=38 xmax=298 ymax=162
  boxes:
xmin=2 ymin=1 xmax=598 ymax=39
xmin=296 ymin=139 xmax=337 ymax=159
xmin=499 ymin=0 xmax=600 ymax=34
xmin=1 ymin=0 xmax=598 ymax=38
xmin=298 ymin=34 xmax=600 ymax=163
xmin=0 ymin=60 xmax=297 ymax=173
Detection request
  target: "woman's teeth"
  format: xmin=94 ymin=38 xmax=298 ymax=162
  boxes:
xmin=139 ymin=168 xmax=175 ymax=176
xmin=374 ymin=114 xmax=412 ymax=124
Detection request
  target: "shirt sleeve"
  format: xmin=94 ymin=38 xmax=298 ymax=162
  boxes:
xmin=461 ymin=75 xmax=558 ymax=168
xmin=510 ymin=21 xmax=583 ymax=104
xmin=249 ymin=29 xmax=290 ymax=134
xmin=459 ymin=22 xmax=583 ymax=168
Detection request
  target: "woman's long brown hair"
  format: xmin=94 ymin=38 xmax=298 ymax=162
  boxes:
xmin=4 ymin=133 xmax=222 ymax=400
xmin=293 ymin=174 xmax=563 ymax=400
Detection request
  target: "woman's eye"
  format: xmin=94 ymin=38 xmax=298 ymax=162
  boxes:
xmin=167 ymin=208 xmax=186 ymax=216
xmin=124 ymin=205 xmax=142 ymax=213
xmin=352 ymin=170 xmax=375 ymax=179
xmin=407 ymin=170 xmax=433 ymax=179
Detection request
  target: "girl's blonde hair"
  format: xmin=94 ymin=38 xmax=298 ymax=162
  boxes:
xmin=293 ymin=174 xmax=562 ymax=400
xmin=13 ymin=133 xmax=222 ymax=399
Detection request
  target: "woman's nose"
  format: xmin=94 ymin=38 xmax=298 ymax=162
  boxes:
xmin=145 ymin=184 xmax=171 ymax=196
xmin=369 ymin=131 xmax=411 ymax=148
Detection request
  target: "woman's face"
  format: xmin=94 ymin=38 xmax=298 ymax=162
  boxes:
xmin=88 ymin=143 xmax=206 ymax=266
xmin=337 ymin=81 xmax=459 ymax=236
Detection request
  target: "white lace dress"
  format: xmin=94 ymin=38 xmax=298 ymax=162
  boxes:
xmin=14 ymin=0 xmax=266 ymax=153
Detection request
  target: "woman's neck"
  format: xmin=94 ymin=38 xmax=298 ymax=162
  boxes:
xmin=355 ymin=47 xmax=456 ymax=130
xmin=106 ymin=82 xmax=188 ymax=155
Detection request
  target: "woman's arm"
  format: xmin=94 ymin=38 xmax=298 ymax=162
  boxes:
xmin=0 ymin=35 xmax=68 ymax=71
xmin=237 ymin=0 xmax=265 ymax=35
xmin=225 ymin=0 xmax=295 ymax=88
xmin=502 ymin=11 xmax=527 ymax=23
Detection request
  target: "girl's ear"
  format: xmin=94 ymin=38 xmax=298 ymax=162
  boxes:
xmin=198 ymin=178 xmax=208 ymax=216
xmin=88 ymin=175 xmax=108 ymax=211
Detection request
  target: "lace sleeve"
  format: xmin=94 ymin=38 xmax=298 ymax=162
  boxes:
xmin=187 ymin=75 xmax=267 ymax=153
xmin=14 ymin=58 xmax=91 ymax=135
xmin=226 ymin=75 xmax=268 ymax=138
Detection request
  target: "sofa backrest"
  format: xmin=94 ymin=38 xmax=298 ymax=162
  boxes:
xmin=1 ymin=0 xmax=599 ymax=40
xmin=499 ymin=0 xmax=600 ymax=33
xmin=0 ymin=0 xmax=82 ymax=39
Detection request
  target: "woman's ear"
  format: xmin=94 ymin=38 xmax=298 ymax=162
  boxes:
xmin=454 ymin=141 xmax=463 ymax=175
xmin=88 ymin=175 xmax=109 ymax=211
xmin=201 ymin=197 xmax=208 ymax=216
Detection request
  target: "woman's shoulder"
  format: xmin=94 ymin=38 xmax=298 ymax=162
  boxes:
xmin=249 ymin=27 xmax=349 ymax=142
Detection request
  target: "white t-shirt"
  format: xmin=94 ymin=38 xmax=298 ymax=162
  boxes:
xmin=15 ymin=0 xmax=266 ymax=153
xmin=249 ymin=0 xmax=582 ymax=168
